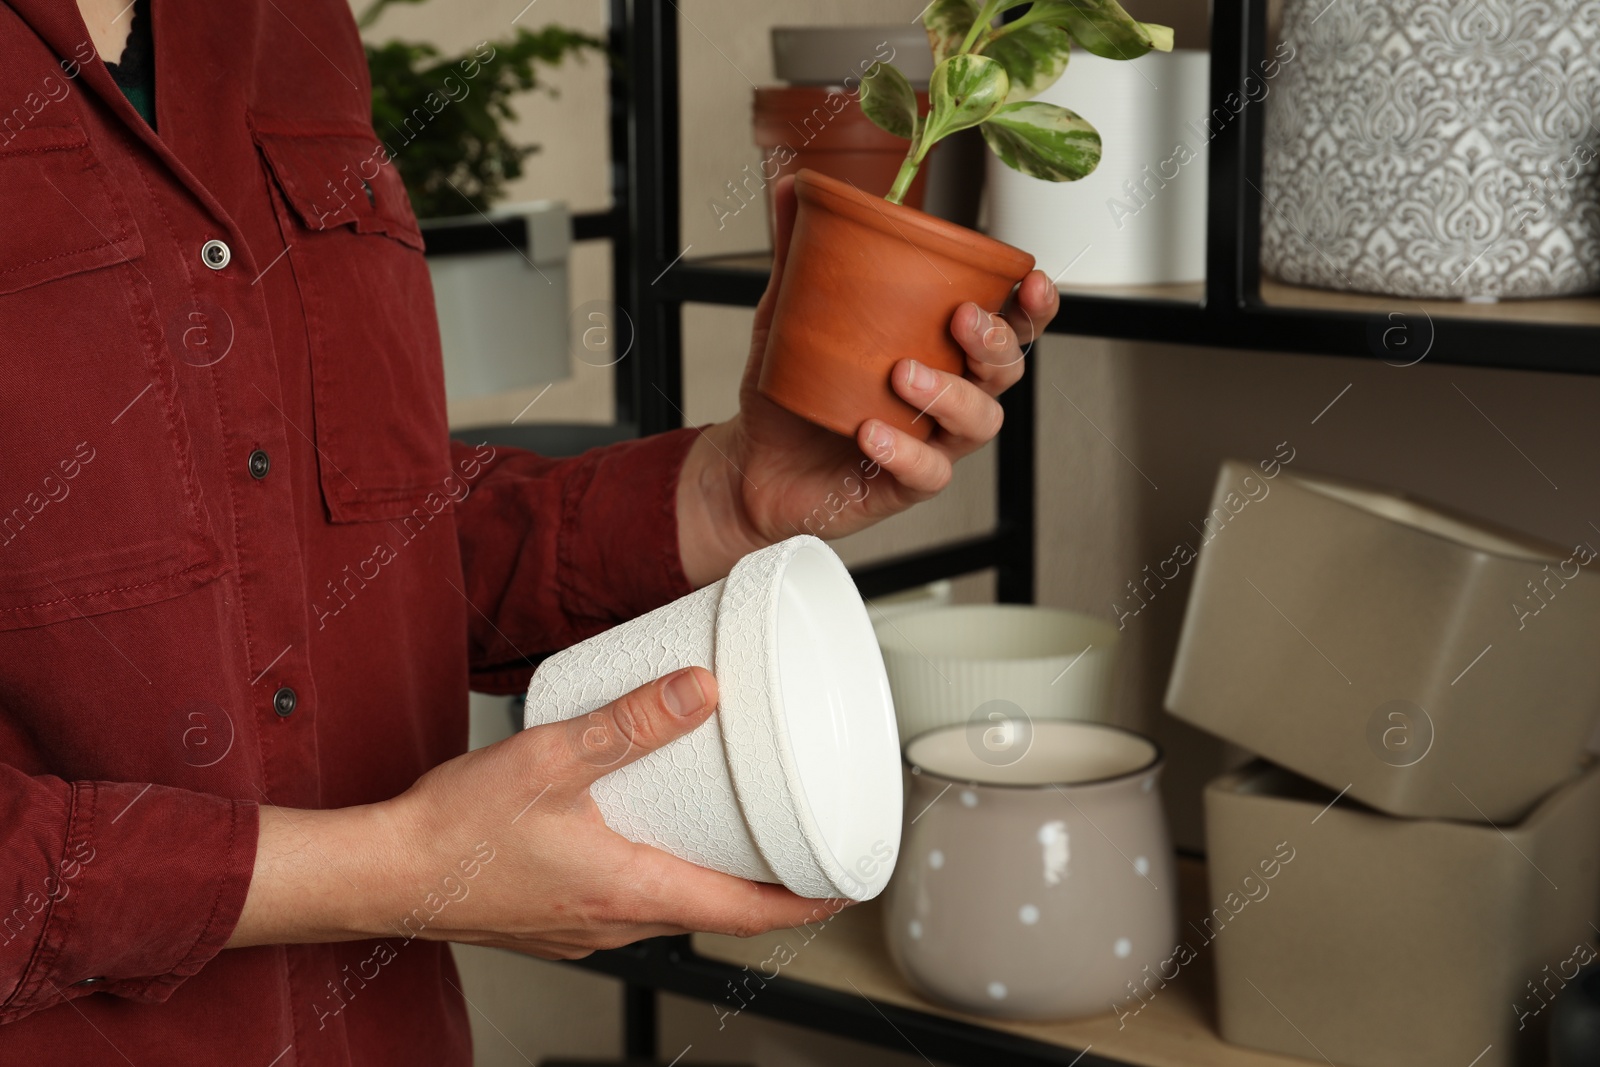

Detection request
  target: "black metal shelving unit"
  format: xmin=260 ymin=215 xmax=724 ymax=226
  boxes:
xmin=428 ymin=1 xmax=1600 ymax=1063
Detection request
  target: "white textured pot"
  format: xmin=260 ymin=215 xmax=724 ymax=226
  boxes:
xmin=873 ymin=605 xmax=1119 ymax=747
xmin=523 ymin=535 xmax=902 ymax=900
xmin=986 ymin=50 xmax=1210 ymax=287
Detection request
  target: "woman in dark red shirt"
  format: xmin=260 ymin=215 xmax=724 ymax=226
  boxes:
xmin=0 ymin=0 xmax=1055 ymax=1062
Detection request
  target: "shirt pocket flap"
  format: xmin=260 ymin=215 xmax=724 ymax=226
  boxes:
xmin=0 ymin=125 xmax=145 ymax=296
xmin=251 ymin=121 xmax=423 ymax=251
xmin=249 ymin=116 xmax=451 ymax=524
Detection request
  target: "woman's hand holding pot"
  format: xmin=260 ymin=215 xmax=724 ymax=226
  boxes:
xmin=227 ymin=667 xmax=835 ymax=958
xmin=677 ymin=175 xmax=1060 ymax=587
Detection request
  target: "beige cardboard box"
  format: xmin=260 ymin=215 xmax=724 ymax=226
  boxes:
xmin=1204 ymin=761 xmax=1600 ymax=1067
xmin=1166 ymin=459 xmax=1600 ymax=822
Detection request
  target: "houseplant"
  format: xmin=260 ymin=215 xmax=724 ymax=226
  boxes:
xmin=756 ymin=0 xmax=1172 ymax=439
xmin=358 ymin=0 xmax=603 ymax=218
xmin=358 ymin=0 xmax=604 ymax=399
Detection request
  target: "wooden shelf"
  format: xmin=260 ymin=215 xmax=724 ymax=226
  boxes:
xmin=675 ymin=253 xmax=1203 ymax=307
xmin=657 ymin=252 xmax=1600 ymax=372
xmin=1060 ymin=280 xmax=1205 ymax=305
xmin=691 ymin=861 xmax=1314 ymax=1067
xmin=1259 ymin=278 xmax=1600 ymax=328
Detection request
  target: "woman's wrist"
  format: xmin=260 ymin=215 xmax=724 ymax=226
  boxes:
xmin=228 ymin=801 xmax=412 ymax=948
xmin=677 ymin=419 xmax=769 ymax=587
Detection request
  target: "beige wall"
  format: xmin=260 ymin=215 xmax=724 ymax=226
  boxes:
xmin=359 ymin=0 xmax=1600 ymax=1064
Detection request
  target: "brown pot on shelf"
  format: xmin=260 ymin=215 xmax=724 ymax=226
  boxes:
xmin=752 ymin=86 xmax=933 ymax=235
xmin=758 ymin=168 xmax=1035 ymax=440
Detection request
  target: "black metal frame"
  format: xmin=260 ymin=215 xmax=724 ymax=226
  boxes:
xmin=429 ymin=0 xmax=1600 ymax=1062
xmin=573 ymin=935 xmax=1129 ymax=1067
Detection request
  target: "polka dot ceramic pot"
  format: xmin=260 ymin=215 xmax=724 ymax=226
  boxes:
xmin=885 ymin=720 xmax=1177 ymax=1020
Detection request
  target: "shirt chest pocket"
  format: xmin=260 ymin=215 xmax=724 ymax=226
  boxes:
xmin=251 ymin=119 xmax=453 ymax=524
xmin=0 ymin=126 xmax=228 ymax=630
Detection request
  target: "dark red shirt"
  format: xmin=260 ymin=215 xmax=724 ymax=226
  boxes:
xmin=0 ymin=2 xmax=694 ymax=1062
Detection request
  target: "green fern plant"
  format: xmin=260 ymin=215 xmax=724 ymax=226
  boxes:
xmin=359 ymin=0 xmax=604 ymax=218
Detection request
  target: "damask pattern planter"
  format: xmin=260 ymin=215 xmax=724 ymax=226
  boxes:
xmin=1261 ymin=0 xmax=1600 ymax=299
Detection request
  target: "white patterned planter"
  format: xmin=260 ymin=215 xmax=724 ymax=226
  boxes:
xmin=1261 ymin=0 xmax=1600 ymax=299
xmin=523 ymin=535 xmax=902 ymax=900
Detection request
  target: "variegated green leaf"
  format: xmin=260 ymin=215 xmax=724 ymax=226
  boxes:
xmin=1141 ymin=22 xmax=1175 ymax=52
xmin=922 ymin=0 xmax=980 ymax=64
xmin=1030 ymin=0 xmax=1173 ymax=60
xmin=980 ymin=101 xmax=1102 ymax=181
xmin=859 ymin=62 xmax=920 ymax=140
xmin=925 ymin=54 xmax=1009 ymax=142
xmin=981 ymin=20 xmax=1072 ymax=102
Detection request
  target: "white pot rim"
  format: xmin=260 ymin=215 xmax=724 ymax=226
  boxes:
xmin=904 ymin=719 xmax=1163 ymax=790
xmin=874 ymin=603 xmax=1120 ymax=664
xmin=716 ymin=536 xmax=902 ymax=901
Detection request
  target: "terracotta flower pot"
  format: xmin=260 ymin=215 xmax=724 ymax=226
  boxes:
xmin=758 ymin=168 xmax=1035 ymax=440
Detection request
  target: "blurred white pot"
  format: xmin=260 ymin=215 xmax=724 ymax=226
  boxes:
xmin=874 ymin=605 xmax=1120 ymax=747
xmin=986 ymin=50 xmax=1210 ymax=287
xmin=424 ymin=200 xmax=571 ymax=399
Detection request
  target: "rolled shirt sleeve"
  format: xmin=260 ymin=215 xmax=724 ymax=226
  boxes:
xmin=452 ymin=429 xmax=699 ymax=694
xmin=0 ymin=768 xmax=257 ymax=1024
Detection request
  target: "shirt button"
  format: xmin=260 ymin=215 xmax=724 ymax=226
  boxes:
xmin=201 ymin=239 xmax=231 ymax=270
xmin=361 ymin=179 xmax=375 ymax=206
xmin=248 ymin=449 xmax=271 ymax=479
xmin=272 ymin=687 xmax=297 ymax=717
xmin=73 ymin=977 xmax=104 ymax=987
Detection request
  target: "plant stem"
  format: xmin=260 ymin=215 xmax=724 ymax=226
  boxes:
xmin=981 ymin=5 xmax=1051 ymax=48
xmin=958 ymin=0 xmax=1005 ymax=55
xmin=886 ymin=154 xmax=921 ymax=206
xmin=886 ymin=134 xmax=936 ymax=206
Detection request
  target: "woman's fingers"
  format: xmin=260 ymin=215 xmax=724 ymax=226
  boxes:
xmin=887 ymin=360 xmax=1004 ymax=455
xmin=950 ymin=301 xmax=1026 ymax=396
xmin=1000 ymin=269 xmax=1058 ymax=346
xmin=516 ymin=667 xmax=718 ymax=797
xmin=857 ymin=418 xmax=955 ymax=497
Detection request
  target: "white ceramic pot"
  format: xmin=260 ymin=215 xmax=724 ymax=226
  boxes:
xmin=886 ymin=720 xmax=1177 ymax=1020
xmin=1205 ymin=760 xmax=1600 ymax=1067
xmin=986 ymin=50 xmax=1210 ymax=287
xmin=523 ymin=535 xmax=902 ymax=900
xmin=864 ymin=579 xmax=953 ymax=622
xmin=873 ymin=605 xmax=1119 ymax=747
xmin=1167 ymin=460 xmax=1600 ymax=822
xmin=423 ymin=200 xmax=571 ymax=399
